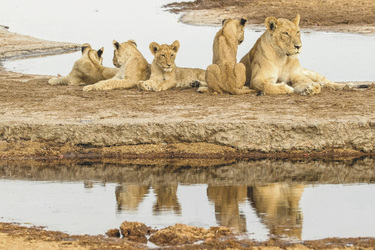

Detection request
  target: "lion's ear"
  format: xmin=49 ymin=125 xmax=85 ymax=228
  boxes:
xmin=81 ymin=43 xmax=91 ymax=54
xmin=171 ymin=40 xmax=180 ymax=53
xmin=129 ymin=40 xmax=137 ymax=47
xmin=222 ymin=19 xmax=229 ymax=26
xmin=293 ymin=14 xmax=300 ymax=27
xmin=97 ymin=47 xmax=104 ymax=58
xmin=149 ymin=42 xmax=160 ymax=55
xmin=113 ymin=40 xmax=120 ymax=50
xmin=265 ymin=17 xmax=279 ymax=33
xmin=240 ymin=17 xmax=247 ymax=26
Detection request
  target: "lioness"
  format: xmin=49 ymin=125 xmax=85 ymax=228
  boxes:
xmin=198 ymin=18 xmax=253 ymax=95
xmin=137 ymin=40 xmax=205 ymax=92
xmin=48 ymin=43 xmax=117 ymax=86
xmin=240 ymin=14 xmax=352 ymax=95
xmin=83 ymin=40 xmax=150 ymax=91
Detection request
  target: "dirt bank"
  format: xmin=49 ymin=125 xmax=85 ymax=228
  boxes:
xmin=1 ymin=68 xmax=374 ymax=160
xmin=165 ymin=0 xmax=375 ymax=34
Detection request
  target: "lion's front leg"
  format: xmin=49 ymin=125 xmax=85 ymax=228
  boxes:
xmin=84 ymin=79 xmax=136 ymax=91
xmin=83 ymin=80 xmax=111 ymax=91
xmin=156 ymin=80 xmax=177 ymax=91
xmin=48 ymin=75 xmax=77 ymax=86
xmin=251 ymin=78 xmax=294 ymax=95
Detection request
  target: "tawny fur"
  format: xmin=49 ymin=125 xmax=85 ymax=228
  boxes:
xmin=83 ymin=40 xmax=150 ymax=91
xmin=138 ymin=40 xmax=206 ymax=92
xmin=198 ymin=18 xmax=253 ymax=95
xmin=48 ymin=43 xmax=117 ymax=86
xmin=240 ymin=14 xmax=352 ymax=95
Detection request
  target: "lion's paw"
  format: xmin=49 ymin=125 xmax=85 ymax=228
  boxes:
xmin=138 ymin=81 xmax=155 ymax=91
xmin=300 ymin=82 xmax=321 ymax=96
xmin=191 ymin=81 xmax=201 ymax=88
xmin=344 ymin=82 xmax=354 ymax=90
xmin=281 ymin=82 xmax=294 ymax=94
xmin=197 ymin=86 xmax=210 ymax=93
xmin=83 ymin=85 xmax=94 ymax=92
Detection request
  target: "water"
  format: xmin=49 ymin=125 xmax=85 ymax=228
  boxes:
xmin=1 ymin=0 xmax=375 ymax=81
xmin=1 ymin=159 xmax=375 ymax=241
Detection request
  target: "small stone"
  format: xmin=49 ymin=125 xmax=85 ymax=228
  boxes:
xmin=120 ymin=221 xmax=150 ymax=243
xmin=106 ymin=229 xmax=120 ymax=238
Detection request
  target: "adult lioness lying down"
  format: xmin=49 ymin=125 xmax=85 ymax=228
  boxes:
xmin=240 ymin=14 xmax=352 ymax=95
xmin=48 ymin=43 xmax=117 ymax=86
xmin=138 ymin=40 xmax=206 ymax=92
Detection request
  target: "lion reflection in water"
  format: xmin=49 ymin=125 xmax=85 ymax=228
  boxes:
xmin=206 ymin=183 xmax=304 ymax=238
xmin=115 ymin=183 xmax=304 ymax=239
xmin=207 ymin=186 xmax=248 ymax=232
xmin=248 ymin=183 xmax=304 ymax=239
xmin=207 ymin=183 xmax=304 ymax=239
xmin=115 ymin=184 xmax=181 ymax=214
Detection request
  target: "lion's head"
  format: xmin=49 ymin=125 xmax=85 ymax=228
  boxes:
xmin=112 ymin=39 xmax=138 ymax=68
xmin=81 ymin=43 xmax=104 ymax=66
xmin=149 ymin=40 xmax=180 ymax=72
xmin=265 ymin=14 xmax=302 ymax=57
xmin=222 ymin=17 xmax=247 ymax=45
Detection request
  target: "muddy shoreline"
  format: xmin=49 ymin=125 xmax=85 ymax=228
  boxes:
xmin=2 ymin=221 xmax=375 ymax=250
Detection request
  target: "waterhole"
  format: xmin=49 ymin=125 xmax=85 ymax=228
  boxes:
xmin=1 ymin=0 xmax=375 ymax=81
xmin=1 ymin=159 xmax=375 ymax=241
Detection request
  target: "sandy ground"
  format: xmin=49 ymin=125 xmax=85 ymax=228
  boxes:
xmin=1 ymin=0 xmax=375 ymax=248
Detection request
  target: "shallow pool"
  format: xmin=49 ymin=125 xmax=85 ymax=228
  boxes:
xmin=1 ymin=159 xmax=374 ymax=241
xmin=1 ymin=0 xmax=375 ymax=81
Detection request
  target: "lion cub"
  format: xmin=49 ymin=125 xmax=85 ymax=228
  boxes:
xmin=138 ymin=40 xmax=206 ymax=92
xmin=83 ymin=40 xmax=150 ymax=91
xmin=48 ymin=43 xmax=117 ymax=86
xmin=198 ymin=18 xmax=253 ymax=95
xmin=240 ymin=14 xmax=352 ymax=95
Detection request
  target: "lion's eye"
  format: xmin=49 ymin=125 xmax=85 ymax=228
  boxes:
xmin=171 ymin=54 xmax=175 ymax=58
xmin=297 ymin=31 xmax=301 ymax=35
xmin=161 ymin=54 xmax=166 ymax=58
xmin=283 ymin=32 xmax=290 ymax=37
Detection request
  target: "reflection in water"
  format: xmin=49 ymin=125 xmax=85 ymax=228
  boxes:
xmin=1 ymin=158 xmax=375 ymax=240
xmin=248 ymin=184 xmax=304 ymax=239
xmin=153 ymin=184 xmax=181 ymax=214
xmin=115 ymin=185 xmax=150 ymax=211
xmin=114 ymin=182 xmax=304 ymax=238
xmin=207 ymin=186 xmax=247 ymax=233
xmin=206 ymin=184 xmax=304 ymax=238
xmin=115 ymin=184 xmax=181 ymax=215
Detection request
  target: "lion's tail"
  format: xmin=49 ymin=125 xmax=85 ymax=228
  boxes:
xmin=48 ymin=76 xmax=70 ymax=85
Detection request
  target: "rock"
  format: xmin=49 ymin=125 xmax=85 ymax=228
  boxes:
xmin=106 ymin=228 xmax=120 ymax=238
xmin=120 ymin=221 xmax=150 ymax=243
